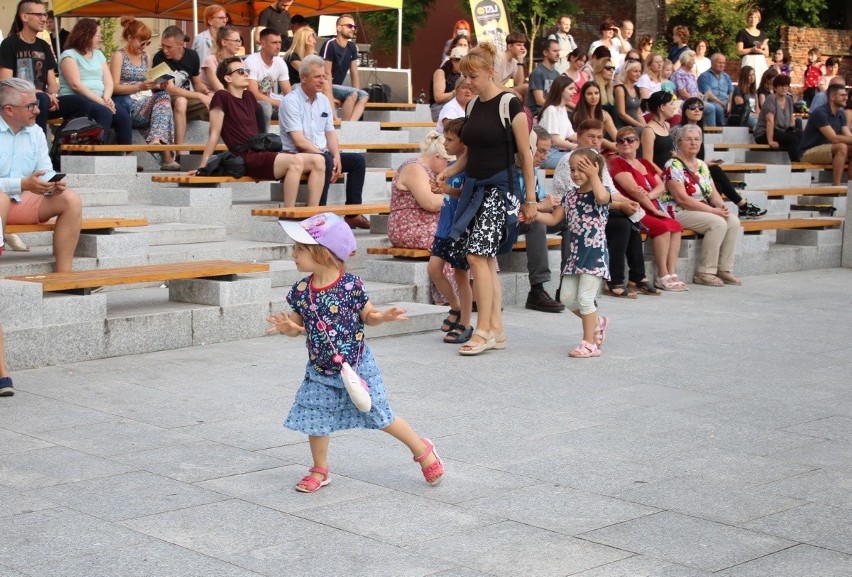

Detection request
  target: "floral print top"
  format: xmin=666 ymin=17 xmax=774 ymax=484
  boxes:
xmin=560 ymin=186 xmax=610 ymax=279
xmin=661 ymin=157 xmax=712 ymax=217
xmin=287 ymin=271 xmax=369 ymax=375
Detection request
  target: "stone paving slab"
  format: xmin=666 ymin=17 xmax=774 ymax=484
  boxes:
xmin=2 ymin=268 xmax=852 ymax=575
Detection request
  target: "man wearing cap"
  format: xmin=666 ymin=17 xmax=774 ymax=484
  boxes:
xmin=320 ymin=14 xmax=368 ymax=122
xmin=280 ymin=55 xmax=369 ymax=229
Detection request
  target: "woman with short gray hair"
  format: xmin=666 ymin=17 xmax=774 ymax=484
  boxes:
xmin=661 ymin=124 xmax=741 ymax=287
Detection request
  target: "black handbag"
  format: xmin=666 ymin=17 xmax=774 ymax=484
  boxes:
xmin=196 ymin=152 xmax=246 ymax=177
xmin=49 ymin=115 xmax=104 ymax=169
xmin=237 ymin=133 xmax=283 ymax=152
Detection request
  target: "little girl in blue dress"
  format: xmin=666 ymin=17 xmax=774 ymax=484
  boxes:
xmin=268 ymin=212 xmax=444 ymax=492
xmin=536 ymin=148 xmax=611 ymax=358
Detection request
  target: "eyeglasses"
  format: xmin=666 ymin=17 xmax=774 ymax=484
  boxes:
xmin=8 ymin=101 xmax=39 ymax=112
xmin=341 ymin=23 xmax=357 ymax=29
xmin=227 ymin=68 xmax=249 ymax=76
xmin=25 ymin=12 xmax=48 ymax=18
xmin=686 ymin=104 xmax=704 ymax=111
xmin=615 ymin=136 xmax=638 ymax=145
xmin=603 ymin=65 xmax=616 ymax=71
xmin=226 ymin=37 xmax=243 ymax=44
xmin=139 ymin=40 xmax=152 ymax=47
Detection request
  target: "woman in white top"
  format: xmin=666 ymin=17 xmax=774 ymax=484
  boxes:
xmin=436 ymin=77 xmax=474 ymax=134
xmin=636 ymin=52 xmax=664 ymax=100
xmin=201 ymin=26 xmax=242 ymax=93
xmin=59 ymin=18 xmax=132 ymax=144
xmin=191 ymin=4 xmax=227 ymax=64
xmin=693 ymin=40 xmax=711 ymax=76
xmin=537 ymin=75 xmax=578 ymax=168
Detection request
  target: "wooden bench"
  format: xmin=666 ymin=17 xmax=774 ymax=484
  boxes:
xmin=712 ymin=143 xmax=772 ymax=151
xmin=5 ymin=259 xmax=269 ymax=295
xmin=540 ymin=164 xmax=766 ymax=177
xmin=151 ymin=169 xmax=396 ymax=188
xmin=365 ymin=102 xmax=416 ymax=110
xmin=5 ymin=217 xmax=148 ymax=234
xmin=791 ymin=162 xmax=847 ymax=171
xmin=252 ymin=204 xmax=390 ymax=219
xmin=366 ymin=238 xmax=562 ymax=259
xmin=764 ymin=186 xmax=846 ymax=198
xmin=61 ymin=143 xmax=421 ymax=154
xmin=678 ymin=217 xmax=842 ymax=238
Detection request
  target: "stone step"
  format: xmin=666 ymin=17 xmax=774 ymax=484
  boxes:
xmin=75 ymin=188 xmax=130 ymax=206
xmin=126 ymin=223 xmax=227 ymax=246
xmin=82 ymin=203 xmax=182 ymax=224
xmin=144 ymin=239 xmax=288 ymax=266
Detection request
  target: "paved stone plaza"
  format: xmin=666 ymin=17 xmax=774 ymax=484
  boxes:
xmin=1 ymin=268 xmax=851 ymax=576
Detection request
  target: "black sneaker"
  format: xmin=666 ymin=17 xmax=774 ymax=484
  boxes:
xmin=0 ymin=377 xmax=13 ymax=397
xmin=746 ymin=203 xmax=767 ymax=218
xmin=738 ymin=205 xmax=754 ymax=219
xmin=525 ymin=289 xmax=565 ymax=313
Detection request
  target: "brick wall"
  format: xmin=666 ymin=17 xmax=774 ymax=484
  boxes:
xmin=779 ymin=26 xmax=851 ymax=87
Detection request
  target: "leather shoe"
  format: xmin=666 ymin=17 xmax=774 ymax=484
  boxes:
xmin=525 ymin=288 xmax=564 ymax=313
xmin=345 ymin=215 xmax=370 ymax=229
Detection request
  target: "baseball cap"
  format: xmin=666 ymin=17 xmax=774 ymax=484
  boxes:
xmin=278 ymin=213 xmax=357 ymax=262
xmin=449 ymin=46 xmax=468 ymax=59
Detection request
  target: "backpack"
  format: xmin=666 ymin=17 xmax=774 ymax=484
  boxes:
xmin=49 ymin=116 xmax=103 ymax=170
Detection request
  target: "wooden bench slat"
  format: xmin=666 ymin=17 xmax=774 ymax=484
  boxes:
xmin=740 ymin=218 xmax=842 ymax=232
xmin=151 ymin=175 xmax=260 ymax=184
xmin=712 ymin=144 xmax=772 ymax=150
xmin=366 ymin=237 xmax=563 ymax=258
xmin=6 ymin=218 xmax=147 ymax=234
xmin=252 ymin=204 xmax=390 ymax=218
xmin=764 ymin=187 xmax=846 ymax=197
xmin=64 ymin=143 xmax=421 ymax=153
xmin=6 ymin=260 xmax=269 ymax=292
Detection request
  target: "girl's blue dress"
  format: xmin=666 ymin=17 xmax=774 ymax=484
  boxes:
xmin=284 ymin=272 xmax=395 ymax=436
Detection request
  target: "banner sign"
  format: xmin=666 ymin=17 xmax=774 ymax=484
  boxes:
xmin=469 ymin=0 xmax=510 ymax=53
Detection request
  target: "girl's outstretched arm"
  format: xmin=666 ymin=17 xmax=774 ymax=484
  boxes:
xmin=532 ymin=205 xmax=565 ymax=227
xmin=361 ymin=301 xmax=409 ymax=326
xmin=266 ymin=310 xmax=305 ymax=337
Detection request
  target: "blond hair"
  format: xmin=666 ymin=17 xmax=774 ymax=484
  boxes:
xmin=459 ymin=42 xmax=497 ymax=75
xmin=420 ymin=131 xmax=453 ymax=160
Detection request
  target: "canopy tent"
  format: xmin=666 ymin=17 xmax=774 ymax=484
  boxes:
xmin=54 ymin=0 xmax=404 ymax=66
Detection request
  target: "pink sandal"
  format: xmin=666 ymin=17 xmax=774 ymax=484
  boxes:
xmin=414 ymin=438 xmax=444 ymax=486
xmin=295 ymin=466 xmax=331 ymax=493
xmin=568 ymin=341 xmax=601 ymax=358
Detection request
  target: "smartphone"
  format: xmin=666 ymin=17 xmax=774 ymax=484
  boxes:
xmin=48 ymin=173 xmax=66 ymax=182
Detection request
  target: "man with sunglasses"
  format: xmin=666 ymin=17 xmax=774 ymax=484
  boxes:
xmin=0 ymin=1 xmax=89 ymax=133
xmin=319 ymin=14 xmax=368 ymax=122
xmin=0 ymin=78 xmax=82 ymax=273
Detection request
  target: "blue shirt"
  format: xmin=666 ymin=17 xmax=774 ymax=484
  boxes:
xmin=279 ymin=84 xmax=334 ymax=152
xmin=435 ymin=170 xmax=464 ymax=238
xmin=0 ymin=116 xmax=55 ymax=198
xmin=809 ymin=90 xmax=828 ymax=112
xmin=697 ymin=69 xmax=733 ymax=105
xmin=799 ymin=103 xmax=846 ymax=153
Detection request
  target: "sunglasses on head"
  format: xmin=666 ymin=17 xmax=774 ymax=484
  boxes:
xmin=615 ymin=136 xmax=638 ymax=145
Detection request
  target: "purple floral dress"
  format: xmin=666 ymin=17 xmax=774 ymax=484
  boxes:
xmin=283 ymin=272 xmax=394 ymax=436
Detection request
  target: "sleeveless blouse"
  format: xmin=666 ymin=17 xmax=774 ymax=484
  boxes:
xmin=387 ymin=158 xmax=440 ymax=250
xmin=118 ymin=48 xmax=148 ymax=85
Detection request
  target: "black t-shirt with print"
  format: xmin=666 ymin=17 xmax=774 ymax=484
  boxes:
xmin=152 ymin=47 xmax=201 ymax=91
xmin=0 ymin=35 xmax=57 ymax=91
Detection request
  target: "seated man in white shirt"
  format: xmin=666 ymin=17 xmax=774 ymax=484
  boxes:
xmin=436 ymin=77 xmax=474 ymax=134
xmin=280 ymin=55 xmax=368 ymax=228
xmin=0 ymin=78 xmax=81 ymax=272
xmin=244 ymin=27 xmax=292 ymax=132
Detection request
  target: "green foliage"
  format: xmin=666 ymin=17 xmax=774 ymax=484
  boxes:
xmin=99 ymin=17 xmax=119 ymax=59
xmin=360 ymin=0 xmax=437 ymax=53
xmin=665 ymin=0 xmax=747 ymax=58
xmin=753 ymin=0 xmax=827 ymax=47
xmin=504 ymin=0 xmax=577 ymax=72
